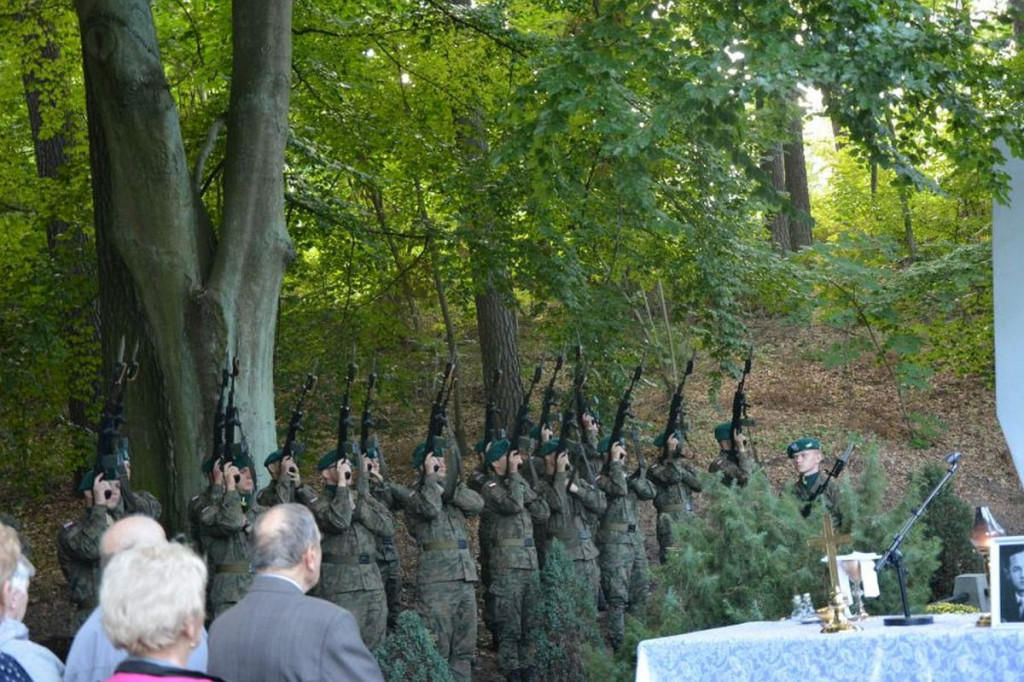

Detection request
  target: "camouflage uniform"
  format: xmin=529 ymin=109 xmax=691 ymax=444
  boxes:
xmin=369 ymin=478 xmax=412 ymax=631
xmin=188 ymin=483 xmax=218 ymax=614
xmin=405 ymin=474 xmax=483 ymax=682
xmin=596 ymin=460 xmax=655 ymax=650
xmin=56 ymin=490 xmax=161 ymax=627
xmin=198 ymin=486 xmax=261 ymax=620
xmin=792 ymin=472 xmax=843 ymax=529
xmin=309 ymin=484 xmax=393 ymax=651
xmin=709 ymin=448 xmax=753 ymax=487
xmin=467 ymin=463 xmax=497 ymax=640
xmin=535 ymin=464 xmax=606 ymax=602
xmin=648 ymin=457 xmax=702 ymax=563
xmin=255 ymin=475 xmax=319 ymax=508
xmin=480 ymin=471 xmax=550 ymax=678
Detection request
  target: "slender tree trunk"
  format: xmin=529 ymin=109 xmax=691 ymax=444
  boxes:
xmin=76 ymin=0 xmax=293 ymax=531
xmin=784 ymin=112 xmax=813 ymax=249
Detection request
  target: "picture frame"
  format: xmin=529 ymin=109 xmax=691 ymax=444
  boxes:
xmin=990 ymin=536 xmax=1024 ymax=627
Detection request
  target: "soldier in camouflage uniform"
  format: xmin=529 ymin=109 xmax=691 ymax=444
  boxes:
xmin=787 ymin=437 xmax=843 ymax=528
xmin=480 ymin=438 xmax=550 ymax=682
xmin=308 ymin=447 xmax=393 ymax=651
xmin=648 ymin=430 xmax=703 ymax=563
xmin=404 ymin=439 xmax=483 ymax=682
xmin=198 ymin=445 xmax=262 ymax=620
xmin=256 ymin=449 xmax=319 ymax=508
xmin=596 ymin=440 xmax=655 ymax=651
xmin=708 ymin=422 xmax=754 ymax=487
xmin=364 ymin=441 xmax=411 ymax=632
xmin=535 ymin=436 xmax=606 ymax=604
xmin=57 ymin=463 xmax=161 ymax=627
xmin=467 ymin=438 xmax=498 ymax=645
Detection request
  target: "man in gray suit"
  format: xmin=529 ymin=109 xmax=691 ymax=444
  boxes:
xmin=208 ymin=503 xmax=383 ymax=682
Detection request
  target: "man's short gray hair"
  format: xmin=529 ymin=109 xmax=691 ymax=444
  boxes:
xmin=250 ymin=503 xmax=320 ymax=571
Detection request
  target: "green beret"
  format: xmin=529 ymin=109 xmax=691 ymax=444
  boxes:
xmin=475 ymin=438 xmax=486 ymax=454
xmin=714 ymin=423 xmax=733 ymax=442
xmin=787 ymin=438 xmax=821 ymax=458
xmin=229 ymin=442 xmax=253 ymax=470
xmin=587 ymin=408 xmax=600 ymax=423
xmin=529 ymin=424 xmax=541 ymax=440
xmin=485 ymin=438 xmax=511 ymax=464
xmin=201 ymin=458 xmax=215 ymax=475
xmin=78 ymin=470 xmax=96 ymax=493
xmin=412 ymin=442 xmax=428 ymax=469
xmin=317 ymin=449 xmax=340 ymax=471
xmin=516 ymin=435 xmax=532 ymax=454
xmin=540 ymin=439 xmax=560 ymax=457
xmin=364 ymin=443 xmax=379 ymax=459
xmin=653 ymin=430 xmax=683 ymax=448
xmin=264 ymin=449 xmax=284 ymax=468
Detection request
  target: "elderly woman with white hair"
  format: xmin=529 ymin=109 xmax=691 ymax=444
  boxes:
xmin=0 ymin=523 xmax=64 ymax=682
xmin=100 ymin=543 xmax=226 ymax=681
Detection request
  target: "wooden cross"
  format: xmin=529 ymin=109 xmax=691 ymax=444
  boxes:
xmin=807 ymin=515 xmax=853 ymax=591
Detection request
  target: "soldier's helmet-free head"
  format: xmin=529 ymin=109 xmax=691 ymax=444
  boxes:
xmin=787 ymin=437 xmax=823 ymax=476
xmin=484 ymin=438 xmax=511 ymax=465
xmin=264 ymin=449 xmax=284 ymax=469
xmin=317 ymin=449 xmax=340 ymax=472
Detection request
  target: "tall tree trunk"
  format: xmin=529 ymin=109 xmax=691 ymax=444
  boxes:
xmin=475 ymin=283 xmax=522 ymax=435
xmin=76 ymin=0 xmax=293 ymax=531
xmin=761 ymin=142 xmax=790 ymax=252
xmin=784 ymin=112 xmax=813 ymax=249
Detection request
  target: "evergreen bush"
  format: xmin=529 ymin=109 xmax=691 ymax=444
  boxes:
xmin=373 ymin=609 xmax=454 ymax=682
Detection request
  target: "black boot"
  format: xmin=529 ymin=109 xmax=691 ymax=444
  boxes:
xmin=521 ymin=666 xmax=536 ymax=682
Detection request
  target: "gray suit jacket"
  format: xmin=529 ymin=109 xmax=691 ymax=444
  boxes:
xmin=208 ymin=574 xmax=383 ymax=682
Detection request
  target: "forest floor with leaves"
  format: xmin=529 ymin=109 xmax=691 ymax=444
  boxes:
xmin=7 ymin=316 xmax=1024 ymax=680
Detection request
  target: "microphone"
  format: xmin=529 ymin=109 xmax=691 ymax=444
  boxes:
xmin=946 ymin=451 xmax=962 ymax=466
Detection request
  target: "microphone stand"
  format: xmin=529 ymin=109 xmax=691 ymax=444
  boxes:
xmin=875 ymin=452 xmax=962 ymax=626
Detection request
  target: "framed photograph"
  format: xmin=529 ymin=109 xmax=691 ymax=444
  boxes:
xmin=990 ymin=536 xmax=1024 ymax=627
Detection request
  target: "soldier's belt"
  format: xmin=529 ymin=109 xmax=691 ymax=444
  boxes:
xmin=323 ymin=552 xmax=373 ymax=565
xmin=578 ymin=529 xmax=591 ymax=541
xmin=422 ymin=538 xmax=469 ymax=552
xmin=495 ymin=537 xmax=535 ymax=548
xmin=600 ymin=523 xmax=637 ymax=533
xmin=215 ymin=562 xmax=250 ymax=574
xmin=659 ymin=504 xmax=689 ymax=513
xmin=378 ymin=537 xmax=395 ymax=546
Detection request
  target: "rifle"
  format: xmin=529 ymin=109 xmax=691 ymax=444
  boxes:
xmin=605 ymin=358 xmax=645 ymax=467
xmin=360 ymin=370 xmax=377 ymax=481
xmin=512 ymin=364 xmax=544 ymax=444
xmin=801 ymin=441 xmax=856 ymax=518
xmin=659 ymin=354 xmax=695 ymax=462
xmin=281 ymin=372 xmax=317 ymax=470
xmin=729 ymin=348 xmax=754 ymax=452
xmin=484 ymin=369 xmax=504 ymax=457
xmin=211 ymin=363 xmax=230 ymax=468
xmin=533 ymin=356 xmax=563 ymax=452
xmin=424 ymin=360 xmax=456 ymax=455
xmin=222 ymin=354 xmax=242 ymax=474
xmin=336 ymin=363 xmax=360 ymax=489
xmin=94 ymin=338 xmax=139 ymax=495
xmin=573 ymin=345 xmax=593 ymax=450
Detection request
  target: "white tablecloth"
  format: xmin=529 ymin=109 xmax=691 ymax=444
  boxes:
xmin=636 ymin=614 xmax=1024 ymax=681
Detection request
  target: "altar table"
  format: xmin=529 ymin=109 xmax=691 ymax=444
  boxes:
xmin=635 ymin=613 xmax=1024 ymax=681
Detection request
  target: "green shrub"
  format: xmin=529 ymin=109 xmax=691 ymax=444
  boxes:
xmin=374 ymin=610 xmax=454 ymax=682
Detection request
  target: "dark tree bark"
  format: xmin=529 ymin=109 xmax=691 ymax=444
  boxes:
xmin=475 ymin=283 xmax=523 ymax=435
xmin=76 ymin=0 xmax=293 ymax=531
xmin=761 ymin=142 xmax=790 ymax=253
xmin=784 ymin=113 xmax=813 ymax=250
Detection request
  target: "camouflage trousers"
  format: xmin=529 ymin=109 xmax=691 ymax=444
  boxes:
xmin=598 ymin=539 xmax=649 ymax=649
xmin=209 ymin=571 xmax=252 ymax=622
xmin=323 ymin=588 xmax=388 ymax=652
xmin=416 ymin=580 xmax=477 ymax=682
xmin=378 ymin=557 xmax=402 ymax=631
xmin=575 ymin=556 xmax=601 ymax=607
xmin=655 ymin=510 xmax=690 ymax=564
xmin=488 ymin=568 xmax=538 ymax=673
